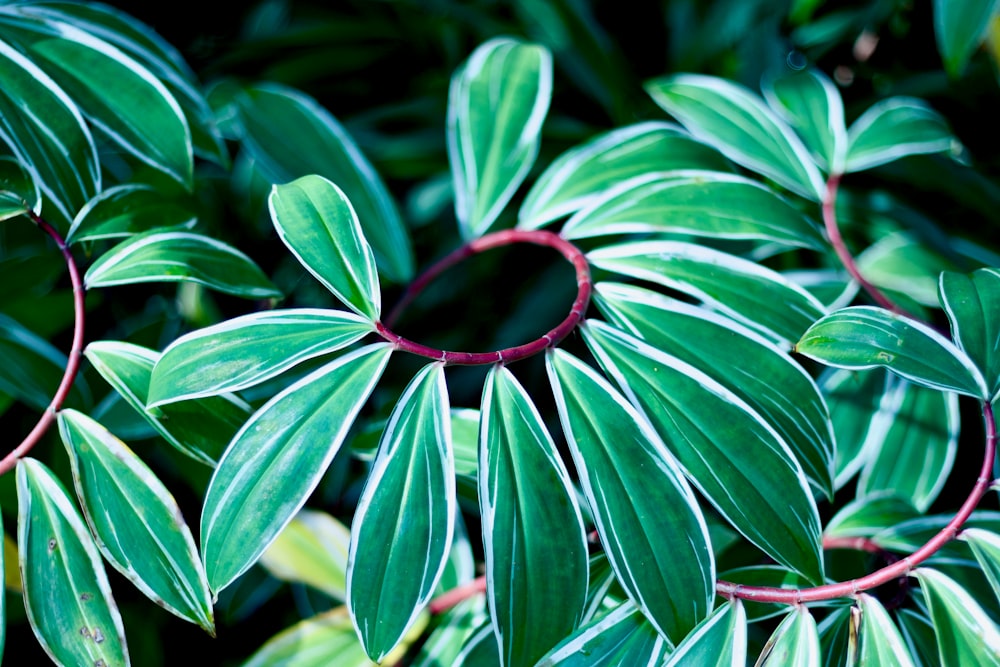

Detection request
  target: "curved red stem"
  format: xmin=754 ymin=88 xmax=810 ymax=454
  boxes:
xmin=0 ymin=212 xmax=85 ymax=476
xmin=428 ymin=575 xmax=487 ymax=615
xmin=377 ymin=229 xmax=591 ymax=366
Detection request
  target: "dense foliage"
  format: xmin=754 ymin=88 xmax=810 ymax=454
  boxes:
xmin=2 ymin=0 xmax=1000 ymax=665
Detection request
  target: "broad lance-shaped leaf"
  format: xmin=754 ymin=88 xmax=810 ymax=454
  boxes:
xmin=84 ymin=230 xmax=280 ymax=300
xmin=259 ymin=509 xmax=350 ymax=601
xmin=0 ymin=38 xmax=98 ymax=224
xmin=757 ymin=607 xmax=821 ymax=666
xmin=479 ymin=366 xmax=588 ymax=666
xmin=203 ymin=343 xmax=391 ymax=594
xmin=348 ymin=362 xmax=454 ymax=662
xmin=269 ymin=175 xmax=381 ymax=321
xmin=934 ymin=0 xmax=1000 ymax=78
xmin=455 ymin=621 xmax=502 ymax=666
xmin=582 ymin=320 xmax=824 ymax=584
xmin=940 ymin=269 xmax=1000 ymax=400
xmin=0 ymin=155 xmax=40 ymax=221
xmin=517 ymin=121 xmax=731 ymax=229
xmin=57 ymin=409 xmax=214 ymax=633
xmin=961 ymin=529 xmax=1000 ymax=605
xmin=819 ymin=368 xmax=893 ymax=490
xmin=817 ymin=607 xmax=858 ymax=667
xmin=17 ymin=458 xmax=129 ymax=666
xmin=856 ymin=594 xmax=916 ymax=667
xmin=66 ymin=184 xmax=195 ymax=244
xmin=85 ymin=340 xmax=251 ymax=465
xmin=645 ymin=73 xmax=825 ymax=201
xmin=824 ymin=492 xmax=920 ymax=541
xmin=236 ymin=83 xmax=413 ymax=282
xmin=448 ymin=37 xmax=552 ymax=239
xmin=665 ymin=601 xmax=747 ymax=667
xmin=0 ymin=313 xmax=90 ymax=413
xmin=914 ymin=567 xmax=1000 ymax=665
xmin=844 ymin=98 xmax=955 ymax=173
xmin=546 ymin=348 xmax=714 ymax=643
xmin=796 ymin=306 xmax=988 ymax=398
xmin=761 ymin=68 xmax=847 ymax=174
xmin=148 ymin=308 xmax=373 ymax=407
xmin=588 ymin=240 xmax=826 ymax=347
xmin=562 ymin=170 xmax=825 ymax=249
xmin=0 ymin=12 xmax=192 ymax=188
xmin=595 ymin=282 xmax=835 ymax=498
xmin=535 ymin=601 xmax=670 ymax=666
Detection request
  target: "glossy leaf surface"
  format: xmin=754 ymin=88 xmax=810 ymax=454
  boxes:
xmin=664 ymin=601 xmax=747 ymax=666
xmin=547 ymin=348 xmax=714 ymax=643
xmin=960 ymin=528 xmax=1000 ymax=605
xmin=479 ymin=366 xmax=588 ymax=666
xmin=202 ymin=344 xmax=391 ymax=593
xmin=756 ymin=607 xmax=821 ymax=666
xmin=348 ymin=363 xmax=454 ymax=662
xmin=66 ymin=184 xmax=194 ymax=244
xmin=914 ymin=567 xmax=1000 ymax=665
xmin=259 ymin=509 xmax=351 ymax=601
xmin=762 ymin=67 xmax=846 ymax=173
xmin=536 ymin=602 xmax=670 ymax=667
xmin=857 ymin=594 xmax=916 ymax=667
xmin=844 ymin=98 xmax=955 ymax=172
xmin=242 ymin=607 xmax=376 ymax=667
xmin=940 ymin=269 xmax=1000 ymax=400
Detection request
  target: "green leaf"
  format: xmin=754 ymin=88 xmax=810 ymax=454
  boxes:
xmin=940 ymin=269 xmax=1000 ymax=400
xmin=0 ymin=13 xmax=192 ymax=188
xmin=873 ymin=511 xmax=1000 ymax=555
xmin=0 ymin=155 xmax=39 ymax=221
xmin=645 ymin=73 xmax=826 ymax=201
xmin=242 ymin=606 xmax=377 ymax=667
xmin=202 ymin=343 xmax=391 ymax=594
xmin=824 ymin=492 xmax=920 ymax=541
xmin=856 ymin=232 xmax=959 ymax=307
xmin=844 ymin=98 xmax=956 ymax=173
xmin=856 ymin=594 xmax=917 ymax=666
xmin=16 ymin=458 xmax=130 ymax=667
xmin=66 ymin=184 xmax=195 ymax=244
xmin=595 ymin=282 xmax=835 ymax=498
xmin=588 ymin=240 xmax=826 ymax=347
xmin=913 ymin=567 xmax=1000 ymax=666
xmin=269 ymin=174 xmax=381 ymax=320
xmin=664 ymin=600 xmax=747 ymax=666
xmin=348 ymin=363 xmax=454 ymax=662
xmin=479 ymin=366 xmax=588 ymax=666
xmin=448 ymin=37 xmax=552 ymax=239
xmin=84 ymin=340 xmax=251 ymax=465
xmin=960 ymin=528 xmax=1000 ymax=606
xmin=148 ymin=308 xmax=373 ymax=407
xmin=258 ymin=509 xmax=350 ymax=602
xmin=0 ymin=313 xmax=89 ymax=412
xmin=536 ymin=601 xmax=670 ymax=666
xmin=796 ymin=306 xmax=988 ymax=398
xmin=819 ymin=368 xmax=893 ymax=489
xmin=57 ymin=409 xmax=214 ymax=633
xmin=856 ymin=381 xmax=959 ymax=512
xmin=546 ymin=348 xmax=714 ymax=644
xmin=84 ymin=230 xmax=280 ymax=299
xmin=562 ymin=170 xmax=825 ymax=249
xmin=455 ymin=621 xmax=501 ymax=666
xmin=756 ymin=607 xmax=821 ymax=666
xmin=412 ymin=598 xmax=489 ymax=667
xmin=934 ymin=0 xmax=1000 ymax=77
xmin=582 ymin=320 xmax=823 ymax=584
xmin=818 ymin=606 xmax=859 ymax=667
xmin=517 ymin=121 xmax=730 ymax=229
xmin=235 ymin=83 xmax=413 ymax=282
xmin=897 ymin=608 xmax=941 ymax=667
xmin=452 ymin=408 xmax=481 ymax=480
xmin=762 ymin=68 xmax=847 ymax=173
xmin=0 ymin=37 xmax=98 ymax=223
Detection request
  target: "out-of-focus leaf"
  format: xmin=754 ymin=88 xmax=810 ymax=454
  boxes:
xmin=588 ymin=240 xmax=826 ymax=346
xmin=412 ymin=598 xmax=488 ymax=667
xmin=518 ymin=122 xmax=730 ymax=229
xmin=716 ymin=565 xmax=814 ymax=623
xmin=16 ymin=458 xmax=129 ymax=666
xmin=824 ymin=492 xmax=920 ymax=540
xmin=756 ymin=607 xmax=821 ymax=666
xmin=202 ymin=343 xmax=391 ymax=594
xmin=452 ymin=408 xmax=480 ymax=480
xmin=844 ymin=98 xmax=956 ymax=173
xmin=259 ymin=509 xmax=351 ymax=602
xmin=857 ymin=594 xmax=916 ymax=666
xmin=857 ymin=232 xmax=959 ymax=307
xmin=455 ymin=621 xmax=501 ymax=666
xmin=818 ymin=606 xmax=858 ymax=667
xmin=940 ymin=269 xmax=1000 ymax=400
xmin=873 ymin=511 xmax=1000 ymax=555
xmin=479 ymin=366 xmax=588 ymax=666
xmin=269 ymin=174 xmax=380 ymax=320
xmin=914 ymin=567 xmax=1000 ymax=665
xmin=84 ymin=230 xmax=280 ymax=299
xmin=934 ymin=0 xmax=1000 ymax=77
xmin=0 ymin=313 xmax=89 ymax=412
xmin=784 ymin=268 xmax=858 ymax=311
xmin=348 ymin=363 xmax=454 ymax=663
xmin=584 ymin=320 xmax=824 ymax=584
xmin=448 ymin=37 xmax=552 ymax=239
xmin=84 ymin=340 xmax=251 ymax=465
xmin=762 ymin=67 xmax=847 ymax=173
xmin=562 ymin=170 xmax=825 ymax=249
xmin=960 ymin=529 xmax=1000 ymax=606
xmin=66 ymin=184 xmax=195 ymax=244
xmin=148 ymin=308 xmax=373 ymax=406
xmin=819 ymin=368 xmax=893 ymax=489
xmin=664 ymin=600 xmax=747 ymax=666
xmin=546 ymin=348 xmax=714 ymax=643
xmin=897 ymin=608 xmax=940 ymax=667
xmin=242 ymin=606 xmax=379 ymax=667
xmin=0 ymin=155 xmax=39 ymax=220
xmin=57 ymin=409 xmax=213 ymax=633
xmin=646 ymin=73 xmax=826 ymax=201
xmin=236 ymin=83 xmax=413 ymax=282
xmin=536 ymin=601 xmax=670 ymax=666
xmin=796 ymin=306 xmax=988 ymax=398
xmin=595 ymin=282 xmax=835 ymax=498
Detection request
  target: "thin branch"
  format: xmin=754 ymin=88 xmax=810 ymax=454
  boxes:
xmin=0 ymin=212 xmax=85 ymax=476
xmin=377 ymin=229 xmax=591 ymax=366
xmin=821 ymin=535 xmax=887 ymax=555
xmin=717 ymin=399 xmax=997 ymax=604
xmin=428 ymin=575 xmax=487 ymax=615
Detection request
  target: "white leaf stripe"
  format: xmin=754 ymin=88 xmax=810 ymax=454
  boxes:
xmin=845 ymin=98 xmax=954 ymax=172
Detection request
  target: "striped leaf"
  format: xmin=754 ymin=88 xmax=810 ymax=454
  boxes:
xmin=66 ymin=184 xmax=195 ymax=244
xmin=845 ymin=98 xmax=955 ymax=173
xmin=934 ymin=0 xmax=1000 ymax=77
xmin=0 ymin=154 xmax=40 ymax=221
xmin=824 ymin=492 xmax=920 ymax=541
xmin=914 ymin=567 xmax=1000 ymax=666
xmin=857 ymin=594 xmax=917 ymax=667
xmin=960 ymin=529 xmax=1000 ymax=605
xmin=819 ymin=368 xmax=893 ymax=489
xmin=242 ymin=606 xmax=378 ymax=667
xmin=762 ymin=68 xmax=847 ymax=174
xmin=664 ymin=601 xmax=747 ymax=667
xmin=535 ymin=602 xmax=670 ymax=666
xmin=940 ymin=268 xmax=1000 ymax=400
xmin=259 ymin=509 xmax=351 ymax=602
xmin=756 ymin=607 xmax=821 ymax=667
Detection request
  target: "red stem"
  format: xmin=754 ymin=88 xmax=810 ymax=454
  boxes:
xmin=717 ymin=400 xmax=997 ymax=603
xmin=428 ymin=575 xmax=487 ymax=615
xmin=821 ymin=536 xmax=886 ymax=555
xmin=377 ymin=229 xmax=591 ymax=366
xmin=0 ymin=212 xmax=86 ymax=475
